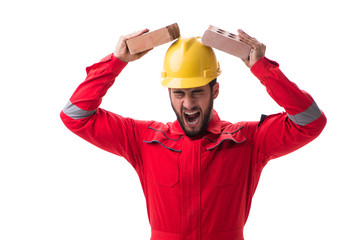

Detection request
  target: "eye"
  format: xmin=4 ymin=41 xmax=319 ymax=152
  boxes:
xmin=192 ymin=90 xmax=204 ymax=97
xmin=173 ymin=91 xmax=184 ymax=98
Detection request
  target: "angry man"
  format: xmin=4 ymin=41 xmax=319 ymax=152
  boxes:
xmin=61 ymin=28 xmax=326 ymax=240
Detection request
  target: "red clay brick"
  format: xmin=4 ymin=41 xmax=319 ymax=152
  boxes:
xmin=202 ymin=25 xmax=252 ymax=60
xmin=126 ymin=23 xmax=180 ymax=55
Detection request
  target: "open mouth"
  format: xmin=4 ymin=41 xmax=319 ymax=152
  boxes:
xmin=184 ymin=111 xmax=200 ymax=125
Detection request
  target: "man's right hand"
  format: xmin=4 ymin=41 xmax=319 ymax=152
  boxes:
xmin=114 ymin=29 xmax=152 ymax=62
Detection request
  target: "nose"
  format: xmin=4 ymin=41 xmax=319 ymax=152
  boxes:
xmin=183 ymin=95 xmax=196 ymax=110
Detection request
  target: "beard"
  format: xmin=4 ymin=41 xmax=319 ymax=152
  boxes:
xmin=171 ymin=95 xmax=214 ymax=138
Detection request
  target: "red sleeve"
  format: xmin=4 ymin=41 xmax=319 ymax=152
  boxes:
xmin=60 ymin=54 xmax=151 ymax=169
xmin=69 ymin=54 xmax=127 ymax=111
xmin=250 ymin=57 xmax=327 ymax=165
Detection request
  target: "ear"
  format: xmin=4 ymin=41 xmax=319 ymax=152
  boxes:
xmin=212 ymin=82 xmax=219 ymax=99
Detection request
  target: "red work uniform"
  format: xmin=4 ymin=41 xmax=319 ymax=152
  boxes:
xmin=60 ymin=54 xmax=326 ymax=240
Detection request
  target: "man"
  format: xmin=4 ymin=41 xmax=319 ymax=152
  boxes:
xmin=61 ymin=28 xmax=326 ymax=240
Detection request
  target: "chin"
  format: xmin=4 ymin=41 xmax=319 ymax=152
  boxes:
xmin=184 ymin=129 xmax=201 ymax=137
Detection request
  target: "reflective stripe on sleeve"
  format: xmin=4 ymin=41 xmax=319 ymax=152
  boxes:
xmin=287 ymin=101 xmax=322 ymax=126
xmin=63 ymin=100 xmax=96 ymax=119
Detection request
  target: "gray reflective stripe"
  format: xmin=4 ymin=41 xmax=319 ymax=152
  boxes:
xmin=63 ymin=100 xmax=96 ymax=119
xmin=287 ymin=101 xmax=322 ymax=126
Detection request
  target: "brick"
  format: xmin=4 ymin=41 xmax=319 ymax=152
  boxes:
xmin=126 ymin=23 xmax=180 ymax=55
xmin=202 ymin=25 xmax=252 ymax=60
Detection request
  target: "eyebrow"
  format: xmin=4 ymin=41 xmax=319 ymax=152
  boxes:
xmin=173 ymin=90 xmax=185 ymax=94
xmin=192 ymin=89 xmax=204 ymax=93
xmin=172 ymin=88 xmax=204 ymax=95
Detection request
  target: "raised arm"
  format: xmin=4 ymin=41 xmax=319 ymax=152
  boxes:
xmin=237 ymin=29 xmax=326 ymax=164
xmin=60 ymin=29 xmax=153 ymax=169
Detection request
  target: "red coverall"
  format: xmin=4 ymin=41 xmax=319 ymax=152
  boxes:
xmin=60 ymin=54 xmax=326 ymax=240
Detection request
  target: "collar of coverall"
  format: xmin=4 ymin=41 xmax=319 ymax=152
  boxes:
xmin=171 ymin=110 xmax=221 ymax=136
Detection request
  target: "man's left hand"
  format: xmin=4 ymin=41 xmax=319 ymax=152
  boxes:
xmin=237 ymin=29 xmax=266 ymax=68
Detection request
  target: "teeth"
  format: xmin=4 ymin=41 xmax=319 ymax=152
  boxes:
xmin=184 ymin=110 xmax=200 ymax=125
xmin=184 ymin=111 xmax=199 ymax=115
xmin=187 ymin=117 xmax=199 ymax=125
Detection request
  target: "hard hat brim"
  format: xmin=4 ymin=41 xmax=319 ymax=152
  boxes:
xmin=161 ymin=75 xmax=219 ymax=89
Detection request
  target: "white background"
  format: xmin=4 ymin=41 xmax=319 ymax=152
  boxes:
xmin=1 ymin=0 xmax=359 ymax=239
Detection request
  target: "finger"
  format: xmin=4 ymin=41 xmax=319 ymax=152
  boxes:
xmin=135 ymin=48 xmax=153 ymax=58
xmin=237 ymin=29 xmax=257 ymax=42
xmin=237 ymin=29 xmax=252 ymax=38
xmin=124 ymin=28 xmax=149 ymax=41
xmin=237 ymin=29 xmax=259 ymax=48
xmin=237 ymin=34 xmax=256 ymax=48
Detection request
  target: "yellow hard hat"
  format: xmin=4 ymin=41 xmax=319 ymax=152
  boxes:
xmin=161 ymin=37 xmax=221 ymax=88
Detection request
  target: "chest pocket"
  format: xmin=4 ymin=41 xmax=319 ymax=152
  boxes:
xmin=203 ymin=126 xmax=248 ymax=186
xmin=143 ymin=127 xmax=183 ymax=187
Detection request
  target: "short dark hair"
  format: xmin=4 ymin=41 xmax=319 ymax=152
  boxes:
xmin=209 ymin=78 xmax=217 ymax=89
